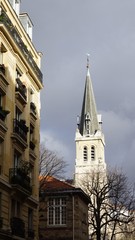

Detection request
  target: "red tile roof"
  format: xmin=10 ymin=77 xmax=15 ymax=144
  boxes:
xmin=40 ymin=176 xmax=75 ymax=191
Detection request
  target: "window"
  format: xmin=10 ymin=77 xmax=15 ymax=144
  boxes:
xmin=14 ymin=151 xmax=21 ymax=168
xmin=0 ymin=91 xmax=5 ymax=108
xmin=48 ymin=197 xmax=66 ymax=226
xmin=91 ymin=146 xmax=95 ymax=161
xmin=15 ymin=106 xmax=21 ymax=121
xmin=28 ymin=208 xmax=33 ymax=230
xmin=82 ymin=212 xmax=87 ymax=225
xmin=0 ymin=93 xmax=2 ymax=107
xmin=83 ymin=146 xmax=88 ymax=161
xmin=0 ymin=52 xmax=3 ymax=65
xmin=16 ymin=68 xmax=21 ymax=79
xmin=11 ymin=199 xmax=20 ymax=218
xmin=0 ymin=142 xmax=4 ymax=174
xmin=0 ymin=193 xmax=2 ymax=217
xmin=27 ymin=21 xmax=32 ymax=40
xmin=9 ymin=0 xmax=20 ymax=16
xmin=30 ymin=124 xmax=34 ymax=141
xmin=29 ymin=124 xmax=35 ymax=150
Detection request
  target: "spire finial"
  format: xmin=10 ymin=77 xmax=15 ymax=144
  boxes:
xmin=86 ymin=53 xmax=90 ymax=69
xmin=86 ymin=53 xmax=90 ymax=77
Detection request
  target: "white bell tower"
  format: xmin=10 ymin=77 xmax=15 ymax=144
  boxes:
xmin=74 ymin=56 xmax=106 ymax=187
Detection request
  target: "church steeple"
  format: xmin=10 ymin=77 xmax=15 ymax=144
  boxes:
xmin=78 ymin=55 xmax=99 ymax=136
xmin=75 ymin=57 xmax=106 ymax=188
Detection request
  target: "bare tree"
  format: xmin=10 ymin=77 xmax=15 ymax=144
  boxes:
xmin=82 ymin=169 xmax=135 ymax=240
xmin=39 ymin=144 xmax=67 ymax=188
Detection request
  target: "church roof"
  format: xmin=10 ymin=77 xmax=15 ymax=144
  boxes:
xmin=79 ymin=58 xmax=99 ymax=136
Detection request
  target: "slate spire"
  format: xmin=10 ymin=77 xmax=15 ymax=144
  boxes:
xmin=79 ymin=56 xmax=99 ymax=136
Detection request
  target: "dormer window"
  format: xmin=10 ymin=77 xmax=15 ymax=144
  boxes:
xmin=8 ymin=0 xmax=21 ymax=16
xmin=19 ymin=13 xmax=33 ymax=40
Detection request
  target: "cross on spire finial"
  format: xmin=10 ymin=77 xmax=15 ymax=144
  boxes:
xmin=86 ymin=53 xmax=90 ymax=69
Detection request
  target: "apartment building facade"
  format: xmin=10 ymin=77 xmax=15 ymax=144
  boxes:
xmin=0 ymin=0 xmax=43 ymax=239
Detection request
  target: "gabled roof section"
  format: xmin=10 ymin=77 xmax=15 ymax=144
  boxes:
xmin=79 ymin=57 xmax=99 ymax=136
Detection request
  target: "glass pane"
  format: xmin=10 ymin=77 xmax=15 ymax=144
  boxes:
xmin=61 ymin=206 xmax=66 ymax=224
xmin=55 ymin=206 xmax=60 ymax=224
xmin=49 ymin=207 xmax=53 ymax=225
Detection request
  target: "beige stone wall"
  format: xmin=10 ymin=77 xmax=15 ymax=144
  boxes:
xmin=39 ymin=193 xmax=89 ymax=240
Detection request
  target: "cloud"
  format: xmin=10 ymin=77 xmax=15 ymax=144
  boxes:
xmin=102 ymin=110 xmax=135 ymax=179
xmin=41 ymin=130 xmax=74 ymax=178
xmin=22 ymin=0 xmax=135 ymax=181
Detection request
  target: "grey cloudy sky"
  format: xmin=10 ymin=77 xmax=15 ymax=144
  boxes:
xmin=21 ymin=0 xmax=135 ymax=180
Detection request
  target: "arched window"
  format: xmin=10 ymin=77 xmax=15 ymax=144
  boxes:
xmin=83 ymin=146 xmax=88 ymax=161
xmin=91 ymin=145 xmax=95 ymax=160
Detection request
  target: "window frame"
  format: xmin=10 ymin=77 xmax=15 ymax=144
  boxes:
xmin=28 ymin=208 xmax=33 ymax=230
xmin=14 ymin=150 xmax=21 ymax=168
xmin=15 ymin=106 xmax=22 ymax=121
xmin=91 ymin=145 xmax=95 ymax=161
xmin=11 ymin=199 xmax=20 ymax=218
xmin=83 ymin=146 xmax=88 ymax=161
xmin=48 ymin=197 xmax=66 ymax=226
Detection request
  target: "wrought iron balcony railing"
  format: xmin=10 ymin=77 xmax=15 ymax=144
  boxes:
xmin=30 ymin=102 xmax=36 ymax=115
xmin=30 ymin=140 xmax=35 ymax=150
xmin=0 ymin=9 xmax=43 ymax=84
xmin=10 ymin=217 xmax=25 ymax=238
xmin=0 ymin=106 xmax=10 ymax=121
xmin=13 ymin=119 xmax=28 ymax=141
xmin=0 ymin=64 xmax=5 ymax=75
xmin=9 ymin=168 xmax=32 ymax=193
xmin=16 ymin=78 xmax=27 ymax=101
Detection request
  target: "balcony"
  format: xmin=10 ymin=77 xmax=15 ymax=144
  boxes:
xmin=9 ymin=168 xmax=32 ymax=195
xmin=15 ymin=78 xmax=27 ymax=105
xmin=10 ymin=217 xmax=25 ymax=238
xmin=0 ymin=64 xmax=5 ymax=76
xmin=0 ymin=9 xmax=43 ymax=84
xmin=11 ymin=119 xmax=28 ymax=149
xmin=0 ymin=64 xmax=9 ymax=95
xmin=30 ymin=140 xmax=35 ymax=150
xmin=30 ymin=102 xmax=36 ymax=115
